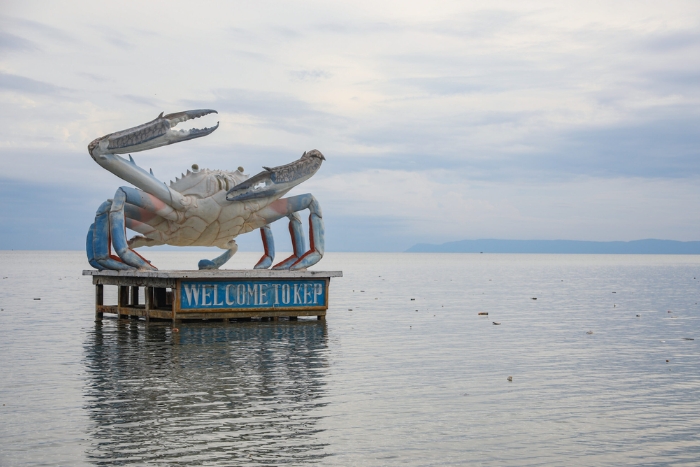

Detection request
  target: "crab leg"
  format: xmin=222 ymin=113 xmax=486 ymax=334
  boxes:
xmin=257 ymin=194 xmax=324 ymax=270
xmin=198 ymin=242 xmax=238 ymax=270
xmin=110 ymin=189 xmax=157 ymax=270
xmin=271 ymin=213 xmax=305 ymax=270
xmin=254 ymin=225 xmax=276 ymax=269
xmin=90 ymin=201 xmax=133 ymax=270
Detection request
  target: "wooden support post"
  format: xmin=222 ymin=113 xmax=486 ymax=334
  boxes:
xmin=130 ymin=286 xmax=139 ymax=305
xmin=144 ymin=287 xmax=153 ymax=322
xmin=118 ymin=286 xmax=129 ymax=319
xmin=317 ymin=315 xmax=325 ymax=321
xmin=95 ymin=284 xmax=104 ymax=320
xmin=170 ymin=285 xmax=179 ymax=324
xmin=289 ymin=316 xmax=298 ymax=321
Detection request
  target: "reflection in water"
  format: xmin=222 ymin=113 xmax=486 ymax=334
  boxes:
xmin=83 ymin=320 xmax=329 ymax=465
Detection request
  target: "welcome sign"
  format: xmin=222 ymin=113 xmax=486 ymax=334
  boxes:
xmin=179 ymin=279 xmax=327 ymax=310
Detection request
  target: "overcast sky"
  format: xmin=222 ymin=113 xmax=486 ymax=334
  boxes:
xmin=1 ymin=0 xmax=699 ymax=252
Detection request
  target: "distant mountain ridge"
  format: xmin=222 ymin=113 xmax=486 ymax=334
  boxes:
xmin=406 ymin=239 xmax=700 ymax=254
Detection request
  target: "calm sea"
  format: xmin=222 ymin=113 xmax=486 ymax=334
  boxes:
xmin=1 ymin=251 xmax=699 ymax=466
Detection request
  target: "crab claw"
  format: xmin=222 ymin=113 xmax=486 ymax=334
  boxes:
xmin=226 ymin=150 xmax=325 ymax=201
xmin=88 ymin=109 xmax=218 ymax=158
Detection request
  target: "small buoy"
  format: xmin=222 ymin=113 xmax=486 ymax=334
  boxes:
xmin=478 ymin=312 xmax=488 ymax=316
xmin=410 ymin=298 xmax=415 ymax=301
xmin=612 ymin=291 xmax=616 ymax=293
xmin=348 ymin=308 xmax=353 ymax=311
xmin=507 ymin=376 xmax=513 ymax=382
xmin=531 ymin=297 xmax=537 ymax=300
xmin=586 ymin=331 xmax=593 ymax=334
xmin=33 ymin=298 xmax=40 ymax=300
xmin=636 ymin=314 xmax=640 ymax=317
xmin=172 ymin=328 xmax=180 ymax=332
xmin=668 ymin=310 xmax=672 ymax=313
xmin=361 ymin=290 xmax=365 ymax=292
xmin=666 ymin=359 xmax=670 ymax=362
xmin=493 ymin=322 xmax=501 ymax=325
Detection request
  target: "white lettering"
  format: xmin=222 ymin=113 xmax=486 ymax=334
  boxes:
xmin=282 ymin=284 xmax=290 ymax=304
xmin=272 ymin=284 xmax=280 ymax=305
xmin=293 ymin=284 xmax=302 ymax=304
xmin=213 ymin=284 xmax=224 ymax=306
xmin=248 ymin=284 xmax=258 ymax=305
xmin=314 ymin=283 xmax=323 ymax=304
xmin=237 ymin=284 xmax=246 ymax=304
xmin=259 ymin=284 xmax=268 ymax=305
xmin=202 ymin=285 xmax=212 ymax=306
xmin=183 ymin=284 xmax=200 ymax=306
xmin=304 ymin=284 xmax=313 ymax=304
xmin=225 ymin=284 xmax=236 ymax=305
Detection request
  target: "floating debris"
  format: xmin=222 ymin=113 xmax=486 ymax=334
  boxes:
xmin=586 ymin=331 xmax=593 ymax=335
xmin=493 ymin=322 xmax=501 ymax=325
xmin=636 ymin=314 xmax=641 ymax=317
xmin=668 ymin=310 xmax=673 ymax=313
xmin=683 ymin=338 xmax=695 ymax=341
xmin=33 ymin=298 xmax=41 ymax=300
xmin=531 ymin=297 xmax=537 ymax=300
xmin=410 ymin=298 xmax=415 ymax=301
xmin=507 ymin=376 xmax=513 ymax=382
xmin=478 ymin=312 xmax=488 ymax=316
xmin=360 ymin=290 xmax=365 ymax=293
xmin=612 ymin=291 xmax=616 ymax=293
xmin=666 ymin=359 xmax=670 ymax=363
xmin=348 ymin=308 xmax=353 ymax=311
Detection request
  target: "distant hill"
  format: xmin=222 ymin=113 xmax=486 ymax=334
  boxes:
xmin=406 ymin=239 xmax=700 ymax=254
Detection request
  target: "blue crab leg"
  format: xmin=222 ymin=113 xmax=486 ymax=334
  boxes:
xmin=92 ymin=201 xmax=133 ymax=270
xmin=85 ymin=223 xmax=103 ymax=270
xmin=254 ymin=225 xmax=276 ymax=269
xmin=198 ymin=247 xmax=237 ymax=270
xmin=257 ymin=194 xmax=324 ymax=270
xmin=271 ymin=213 xmax=305 ymax=270
xmin=110 ymin=188 xmax=157 ymax=270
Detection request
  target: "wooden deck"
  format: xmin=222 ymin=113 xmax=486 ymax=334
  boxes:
xmin=84 ymin=269 xmax=342 ymax=323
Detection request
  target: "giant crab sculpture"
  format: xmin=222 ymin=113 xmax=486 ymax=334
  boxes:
xmin=86 ymin=109 xmax=325 ymax=271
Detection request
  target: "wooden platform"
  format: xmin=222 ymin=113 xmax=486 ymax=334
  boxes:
xmin=83 ymin=269 xmax=342 ymax=323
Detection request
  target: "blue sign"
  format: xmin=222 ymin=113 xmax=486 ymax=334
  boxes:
xmin=180 ymin=280 xmax=327 ymax=310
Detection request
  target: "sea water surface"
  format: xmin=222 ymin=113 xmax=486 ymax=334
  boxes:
xmin=1 ymin=251 xmax=699 ymax=466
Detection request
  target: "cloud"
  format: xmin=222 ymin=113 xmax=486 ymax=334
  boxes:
xmin=0 ymin=72 xmax=69 ymax=95
xmin=2 ymin=1 xmax=700 ymax=250
xmin=289 ymin=69 xmax=331 ymax=81
xmin=0 ymin=31 xmax=37 ymax=53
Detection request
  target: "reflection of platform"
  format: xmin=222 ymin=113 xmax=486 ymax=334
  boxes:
xmin=83 ymin=269 xmax=343 ymax=322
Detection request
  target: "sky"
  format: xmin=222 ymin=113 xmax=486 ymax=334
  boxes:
xmin=1 ymin=0 xmax=699 ymax=253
